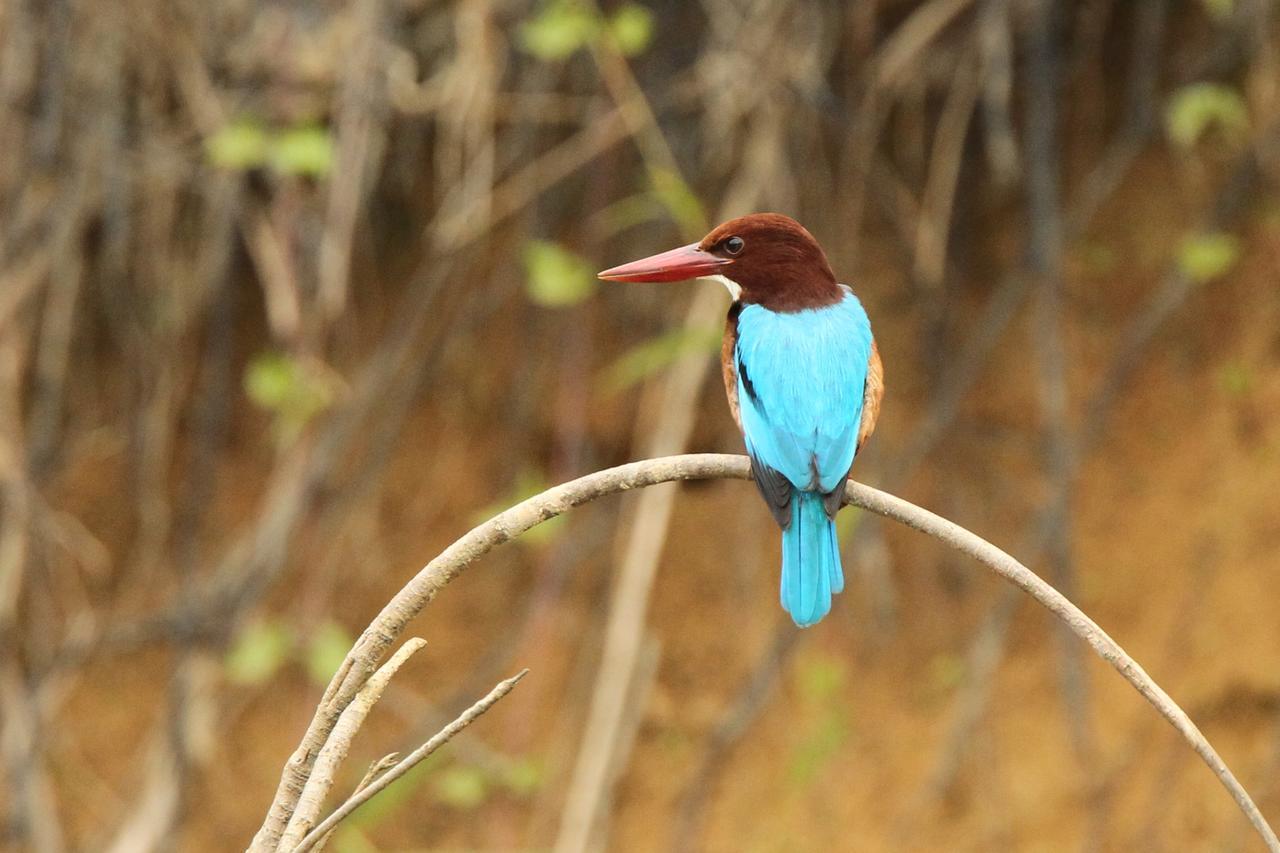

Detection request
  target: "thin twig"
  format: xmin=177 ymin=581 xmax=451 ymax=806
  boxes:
xmin=304 ymin=754 xmax=401 ymax=853
xmin=291 ymin=669 xmax=529 ymax=853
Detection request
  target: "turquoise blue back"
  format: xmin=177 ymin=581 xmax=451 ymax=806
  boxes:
xmin=734 ymin=291 xmax=874 ymax=626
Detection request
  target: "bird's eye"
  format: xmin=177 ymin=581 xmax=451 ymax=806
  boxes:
xmin=724 ymin=236 xmax=745 ymax=255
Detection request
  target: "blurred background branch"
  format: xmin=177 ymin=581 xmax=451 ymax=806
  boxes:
xmin=1 ymin=0 xmax=1279 ymax=850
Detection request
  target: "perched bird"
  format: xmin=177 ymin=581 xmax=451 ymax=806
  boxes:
xmin=599 ymin=213 xmax=883 ymax=626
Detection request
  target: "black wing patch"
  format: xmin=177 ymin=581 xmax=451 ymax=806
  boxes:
xmin=821 ymin=467 xmax=850 ymax=521
xmin=738 ymin=356 xmax=761 ymax=411
xmin=748 ymin=454 xmax=793 ymax=530
xmin=735 ymin=336 xmax=786 ymax=526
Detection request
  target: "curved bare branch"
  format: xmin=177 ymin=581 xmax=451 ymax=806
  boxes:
xmin=251 ymin=453 xmax=1280 ymax=853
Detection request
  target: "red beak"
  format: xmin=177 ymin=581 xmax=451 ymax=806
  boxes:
xmin=597 ymin=242 xmax=731 ymax=282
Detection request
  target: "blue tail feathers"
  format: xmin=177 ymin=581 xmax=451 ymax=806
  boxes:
xmin=780 ymin=490 xmax=845 ymax=627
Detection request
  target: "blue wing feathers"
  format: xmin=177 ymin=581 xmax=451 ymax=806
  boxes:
xmin=735 ymin=291 xmax=873 ymax=626
xmin=735 ymin=293 xmax=873 ymax=495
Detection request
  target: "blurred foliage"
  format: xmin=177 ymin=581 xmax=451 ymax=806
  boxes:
xmin=593 ymin=168 xmax=706 ymax=244
xmin=1200 ymin=0 xmax=1235 ymax=22
xmin=225 ymin=618 xmax=355 ymax=687
xmin=1220 ymin=361 xmax=1255 ymax=397
xmin=225 ymin=619 xmax=294 ymax=685
xmin=519 ymin=0 xmax=653 ymax=60
xmin=1166 ymin=83 xmax=1250 ymax=149
xmin=1177 ymin=232 xmax=1241 ymax=283
xmin=788 ymin=654 xmax=851 ymax=787
xmin=647 ymin=167 xmax=708 ymax=237
xmin=501 ymin=756 xmax=545 ymax=797
xmin=207 ymin=121 xmax=335 ymax=177
xmin=523 ymin=240 xmax=597 ymax=307
xmin=432 ymin=755 xmax=544 ymax=811
xmin=788 ymin=715 xmax=850 ymax=788
xmin=435 ymin=764 xmax=490 ymax=809
xmin=599 ymin=326 xmax=721 ymax=394
xmin=796 ymin=655 xmax=847 ymax=703
xmin=271 ymin=126 xmax=336 ymax=177
xmin=605 ymin=3 xmax=655 ymax=57
xmin=519 ymin=1 xmax=599 ymax=60
xmin=206 ymin=120 xmax=271 ymax=171
xmin=245 ymin=353 xmax=340 ymax=443
xmin=305 ymin=621 xmax=354 ymax=686
xmin=474 ymin=468 xmax=566 ymax=546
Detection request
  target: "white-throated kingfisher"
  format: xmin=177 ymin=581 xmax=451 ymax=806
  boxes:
xmin=599 ymin=213 xmax=884 ymax=627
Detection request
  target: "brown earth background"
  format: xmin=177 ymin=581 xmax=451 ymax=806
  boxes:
xmin=3 ymin=1 xmax=1280 ymax=851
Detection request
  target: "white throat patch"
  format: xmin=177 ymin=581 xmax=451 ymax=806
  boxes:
xmin=701 ymin=273 xmax=742 ymax=301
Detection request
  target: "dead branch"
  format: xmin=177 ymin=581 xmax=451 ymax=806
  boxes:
xmin=251 ymin=453 xmax=1279 ymax=853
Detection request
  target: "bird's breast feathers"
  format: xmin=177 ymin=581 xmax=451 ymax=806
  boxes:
xmin=730 ymin=292 xmax=875 ymax=492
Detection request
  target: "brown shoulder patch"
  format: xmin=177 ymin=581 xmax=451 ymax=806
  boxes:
xmin=721 ymin=303 xmax=743 ymax=431
xmin=857 ymin=339 xmax=884 ymax=452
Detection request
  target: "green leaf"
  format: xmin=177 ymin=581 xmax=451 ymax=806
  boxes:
xmin=523 ymin=239 xmax=596 ymax=307
xmin=305 ymin=621 xmax=353 ymax=686
xmin=1166 ymin=83 xmax=1249 ymax=149
xmin=500 ymin=757 xmax=544 ymax=796
xmin=519 ymin=1 xmax=600 ymax=60
xmin=599 ymin=326 xmax=721 ymax=394
xmin=270 ymin=126 xmax=334 ymax=177
xmin=1178 ymin=232 xmax=1241 ymax=283
xmin=244 ymin=352 xmax=339 ymax=442
xmin=607 ymin=3 xmax=653 ymax=56
xmin=434 ymin=764 xmax=489 ymax=809
xmin=245 ymin=353 xmax=294 ymax=410
xmin=206 ymin=119 xmax=270 ymax=171
xmin=225 ymin=620 xmax=293 ymax=685
xmin=647 ymin=167 xmax=706 ymax=237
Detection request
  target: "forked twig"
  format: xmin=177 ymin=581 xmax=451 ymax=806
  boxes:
xmin=291 ymin=669 xmax=529 ymax=853
xmin=279 ymin=638 xmax=429 ymax=849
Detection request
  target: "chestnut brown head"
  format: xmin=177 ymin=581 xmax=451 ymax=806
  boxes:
xmin=599 ymin=213 xmax=842 ymax=312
